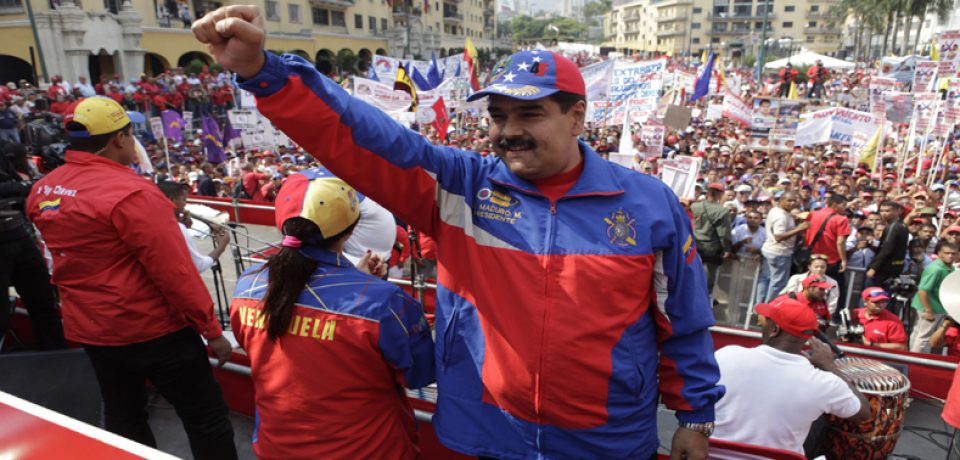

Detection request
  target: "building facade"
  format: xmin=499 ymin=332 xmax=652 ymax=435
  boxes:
xmin=605 ymin=0 xmax=844 ymax=58
xmin=0 ymin=0 xmax=496 ymax=85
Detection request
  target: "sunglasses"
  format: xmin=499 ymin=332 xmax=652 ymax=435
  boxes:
xmin=810 ymin=254 xmax=829 ymax=261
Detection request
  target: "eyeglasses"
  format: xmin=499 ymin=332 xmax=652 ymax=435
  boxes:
xmin=810 ymin=254 xmax=828 ymax=261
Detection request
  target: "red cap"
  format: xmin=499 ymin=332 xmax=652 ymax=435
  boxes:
xmin=825 ymin=162 xmax=837 ymax=168
xmin=707 ymin=183 xmax=725 ymax=192
xmin=802 ymin=274 xmax=832 ymax=290
xmin=861 ymin=287 xmax=890 ymax=303
xmin=755 ymin=296 xmax=819 ymax=339
xmin=947 ymin=225 xmax=960 ymax=234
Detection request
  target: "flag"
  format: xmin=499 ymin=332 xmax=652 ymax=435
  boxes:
xmin=133 ymin=135 xmax=153 ymax=174
xmin=393 ymin=63 xmax=418 ymax=112
xmin=860 ymin=127 xmax=882 ymax=172
xmin=161 ymin=109 xmax=185 ymax=142
xmin=690 ymin=52 xmax=715 ymax=102
xmin=223 ymin=114 xmax=241 ymax=145
xmin=700 ymin=50 xmax=707 ymax=66
xmin=431 ymin=97 xmax=450 ymax=142
xmin=464 ymin=37 xmax=480 ymax=91
xmin=201 ymin=116 xmax=226 ymax=164
xmin=714 ymin=58 xmax=726 ymax=93
xmin=427 ymin=52 xmax=444 ymax=88
xmin=788 ymin=81 xmax=799 ymax=100
xmin=424 ymin=0 xmax=429 ymax=13
xmin=412 ymin=65 xmax=435 ymax=91
xmin=618 ymin=115 xmax=634 ymax=157
xmin=932 ymin=39 xmax=940 ymax=61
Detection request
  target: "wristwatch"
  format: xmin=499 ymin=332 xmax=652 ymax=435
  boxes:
xmin=679 ymin=421 xmax=715 ymax=438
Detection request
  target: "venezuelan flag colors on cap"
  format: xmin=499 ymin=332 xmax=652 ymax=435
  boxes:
xmin=467 ymin=50 xmax=586 ymax=102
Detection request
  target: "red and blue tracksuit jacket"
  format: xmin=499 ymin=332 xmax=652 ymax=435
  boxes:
xmin=230 ymin=248 xmax=434 ymax=459
xmin=240 ymin=52 xmax=725 ymax=459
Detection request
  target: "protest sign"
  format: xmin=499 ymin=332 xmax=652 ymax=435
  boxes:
xmin=639 ymin=122 xmax=665 ymax=156
xmin=881 ymin=56 xmax=918 ymax=83
xmin=580 ymin=60 xmax=616 ymax=103
xmin=940 ymin=30 xmax=960 ymax=63
xmin=913 ymin=92 xmax=939 ymax=132
xmin=883 ymin=92 xmax=914 ymax=123
xmin=596 ymin=60 xmax=665 ymax=124
xmin=659 ymin=155 xmax=703 ymax=199
xmin=869 ymin=77 xmax=896 ymax=115
xmin=722 ymin=90 xmax=751 ymax=127
xmin=913 ymin=61 xmax=939 ymax=92
xmin=796 ymin=107 xmax=879 ymax=146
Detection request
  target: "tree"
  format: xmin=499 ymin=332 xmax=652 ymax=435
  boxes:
xmin=508 ymin=15 xmax=588 ymax=43
xmin=582 ymin=0 xmax=612 ymax=27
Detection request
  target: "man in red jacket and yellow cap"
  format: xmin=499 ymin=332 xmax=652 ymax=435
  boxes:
xmin=27 ymin=97 xmax=237 ymax=459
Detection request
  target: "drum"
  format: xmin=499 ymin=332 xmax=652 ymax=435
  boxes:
xmin=823 ymin=357 xmax=910 ymax=460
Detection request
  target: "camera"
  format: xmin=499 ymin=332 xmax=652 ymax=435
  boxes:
xmin=883 ymin=275 xmax=919 ymax=298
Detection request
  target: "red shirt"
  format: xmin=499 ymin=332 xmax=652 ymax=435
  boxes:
xmin=805 ymin=208 xmax=850 ymax=264
xmin=26 ymin=151 xmax=222 ymax=345
xmin=106 ymin=90 xmax=125 ymax=105
xmin=243 ymin=172 xmax=269 ymax=200
xmin=791 ymin=292 xmax=829 ymax=321
xmin=531 ymin=158 xmax=585 ymax=203
xmin=855 ymin=308 xmax=907 ymax=346
xmin=943 ymin=327 xmax=960 ymax=357
xmin=49 ymin=101 xmax=70 ymax=115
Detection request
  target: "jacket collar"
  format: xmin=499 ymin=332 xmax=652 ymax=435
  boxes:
xmin=299 ymin=246 xmax=353 ymax=268
xmin=65 ymin=150 xmax=137 ymax=173
xmin=486 ymin=139 xmax=625 ymax=199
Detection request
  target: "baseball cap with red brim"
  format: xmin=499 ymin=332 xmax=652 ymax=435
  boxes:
xmin=466 ymin=50 xmax=585 ymax=102
xmin=862 ymin=287 xmax=890 ymax=303
xmin=755 ymin=296 xmax=819 ymax=339
xmin=802 ymin=274 xmax=832 ymax=289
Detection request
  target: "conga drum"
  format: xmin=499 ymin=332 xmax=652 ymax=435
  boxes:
xmin=823 ymin=357 xmax=910 ymax=460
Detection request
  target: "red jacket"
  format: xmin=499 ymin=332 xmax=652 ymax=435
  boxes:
xmin=27 ymin=151 xmax=222 ymax=345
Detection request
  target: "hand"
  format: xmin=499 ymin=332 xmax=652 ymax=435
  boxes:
xmin=862 ymin=336 xmax=872 ymax=346
xmin=356 ymin=250 xmax=387 ymax=278
xmin=216 ymin=230 xmax=231 ymax=247
xmin=866 ymin=268 xmax=875 ymax=279
xmin=924 ymin=310 xmax=936 ymax=321
xmin=839 ymin=260 xmax=847 ymax=273
xmin=797 ymin=221 xmax=810 ymax=231
xmin=192 ymin=5 xmax=267 ymax=79
xmin=805 ymin=338 xmax=836 ymax=371
xmin=208 ymin=335 xmax=233 ymax=368
xmin=670 ymin=427 xmax=709 ymax=460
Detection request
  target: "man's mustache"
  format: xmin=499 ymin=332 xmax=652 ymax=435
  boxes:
xmin=496 ymin=137 xmax=537 ymax=151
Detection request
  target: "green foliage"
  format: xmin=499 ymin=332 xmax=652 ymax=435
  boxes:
xmin=508 ymin=15 xmax=589 ymax=42
xmin=209 ymin=63 xmax=223 ymax=73
xmin=183 ymin=59 xmax=206 ymax=75
xmin=336 ymin=49 xmax=359 ymax=75
xmin=739 ymin=54 xmax=756 ymax=68
xmin=582 ymin=0 xmax=612 ymax=26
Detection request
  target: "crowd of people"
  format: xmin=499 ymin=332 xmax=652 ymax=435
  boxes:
xmin=2 ymin=5 xmax=960 ymax=458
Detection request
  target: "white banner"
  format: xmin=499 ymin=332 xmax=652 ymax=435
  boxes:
xmin=580 ymin=60 xmax=616 ymax=103
xmin=796 ymin=107 xmax=879 ymax=146
xmin=353 ymin=77 xmax=463 ymax=114
xmin=598 ymin=60 xmax=666 ymax=124
xmin=639 ymin=123 xmax=665 ymax=156
xmin=881 ymin=55 xmax=918 ymax=83
xmin=913 ymin=92 xmax=939 ymax=132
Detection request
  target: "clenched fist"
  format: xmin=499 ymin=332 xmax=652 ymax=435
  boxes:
xmin=192 ymin=5 xmax=267 ymax=79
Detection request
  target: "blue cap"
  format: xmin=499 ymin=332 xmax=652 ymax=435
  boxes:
xmin=466 ymin=50 xmax=586 ymax=102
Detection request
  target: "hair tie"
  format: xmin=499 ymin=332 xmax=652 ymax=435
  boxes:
xmin=281 ymin=235 xmax=302 ymax=248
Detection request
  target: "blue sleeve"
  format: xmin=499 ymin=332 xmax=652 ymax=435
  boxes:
xmin=651 ymin=184 xmax=725 ymax=423
xmin=237 ymin=52 xmax=487 ymax=236
xmin=378 ymin=289 xmax=436 ymax=389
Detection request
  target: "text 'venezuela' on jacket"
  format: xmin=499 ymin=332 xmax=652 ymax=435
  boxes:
xmin=238 ymin=52 xmax=725 ymax=459
xmin=230 ymin=247 xmax=434 ymax=460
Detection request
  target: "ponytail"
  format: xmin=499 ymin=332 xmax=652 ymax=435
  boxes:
xmin=258 ymin=216 xmax=361 ymax=340
xmin=260 ymin=218 xmax=320 ymax=340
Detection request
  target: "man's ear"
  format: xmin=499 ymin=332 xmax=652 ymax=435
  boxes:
xmin=570 ymin=100 xmax=586 ymax=137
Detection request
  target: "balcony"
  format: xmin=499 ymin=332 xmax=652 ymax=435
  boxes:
xmin=624 ymin=12 xmax=642 ymax=22
xmin=657 ymin=28 xmax=687 ymax=37
xmin=657 ymin=14 xmax=687 ymax=22
xmin=443 ymin=0 xmax=463 ymax=4
xmin=392 ymin=5 xmax=422 ymax=19
xmin=807 ymin=26 xmax=840 ymax=34
xmin=443 ymin=11 xmax=463 ymax=25
xmin=708 ymin=13 xmax=775 ymax=21
xmin=653 ymin=0 xmax=693 ymax=7
xmin=309 ymin=0 xmax=354 ymax=9
xmin=806 ymin=10 xmax=832 ymax=19
xmin=710 ymin=28 xmax=751 ymax=36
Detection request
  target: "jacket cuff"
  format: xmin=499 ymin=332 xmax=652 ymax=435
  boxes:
xmin=236 ymin=51 xmax=290 ymax=98
xmin=676 ymin=406 xmax=715 ymax=424
xmin=199 ymin=317 xmax=224 ymax=341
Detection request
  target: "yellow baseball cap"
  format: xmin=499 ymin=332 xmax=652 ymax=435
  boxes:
xmin=67 ymin=97 xmax=145 ymax=138
xmin=275 ymin=169 xmax=360 ymax=240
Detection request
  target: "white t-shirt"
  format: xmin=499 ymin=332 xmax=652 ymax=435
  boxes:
xmin=179 ymin=222 xmax=214 ymax=273
xmin=713 ymin=345 xmax=861 ymax=456
xmin=761 ymin=206 xmax=796 ymax=257
xmin=732 ymin=224 xmax=766 ymax=258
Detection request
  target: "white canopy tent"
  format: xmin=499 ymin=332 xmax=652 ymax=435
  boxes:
xmin=764 ymin=49 xmax=855 ymax=69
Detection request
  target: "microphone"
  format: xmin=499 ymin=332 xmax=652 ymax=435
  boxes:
xmin=814 ymin=330 xmax=845 ymax=358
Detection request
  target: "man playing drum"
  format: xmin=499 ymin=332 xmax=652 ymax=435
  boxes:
xmin=712 ymin=297 xmax=871 ymax=455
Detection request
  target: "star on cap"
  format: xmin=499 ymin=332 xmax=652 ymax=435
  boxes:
xmin=532 ymin=56 xmax=542 ymax=63
xmin=503 ymin=72 xmax=517 ymax=82
xmin=516 ymin=62 xmax=530 ymax=72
